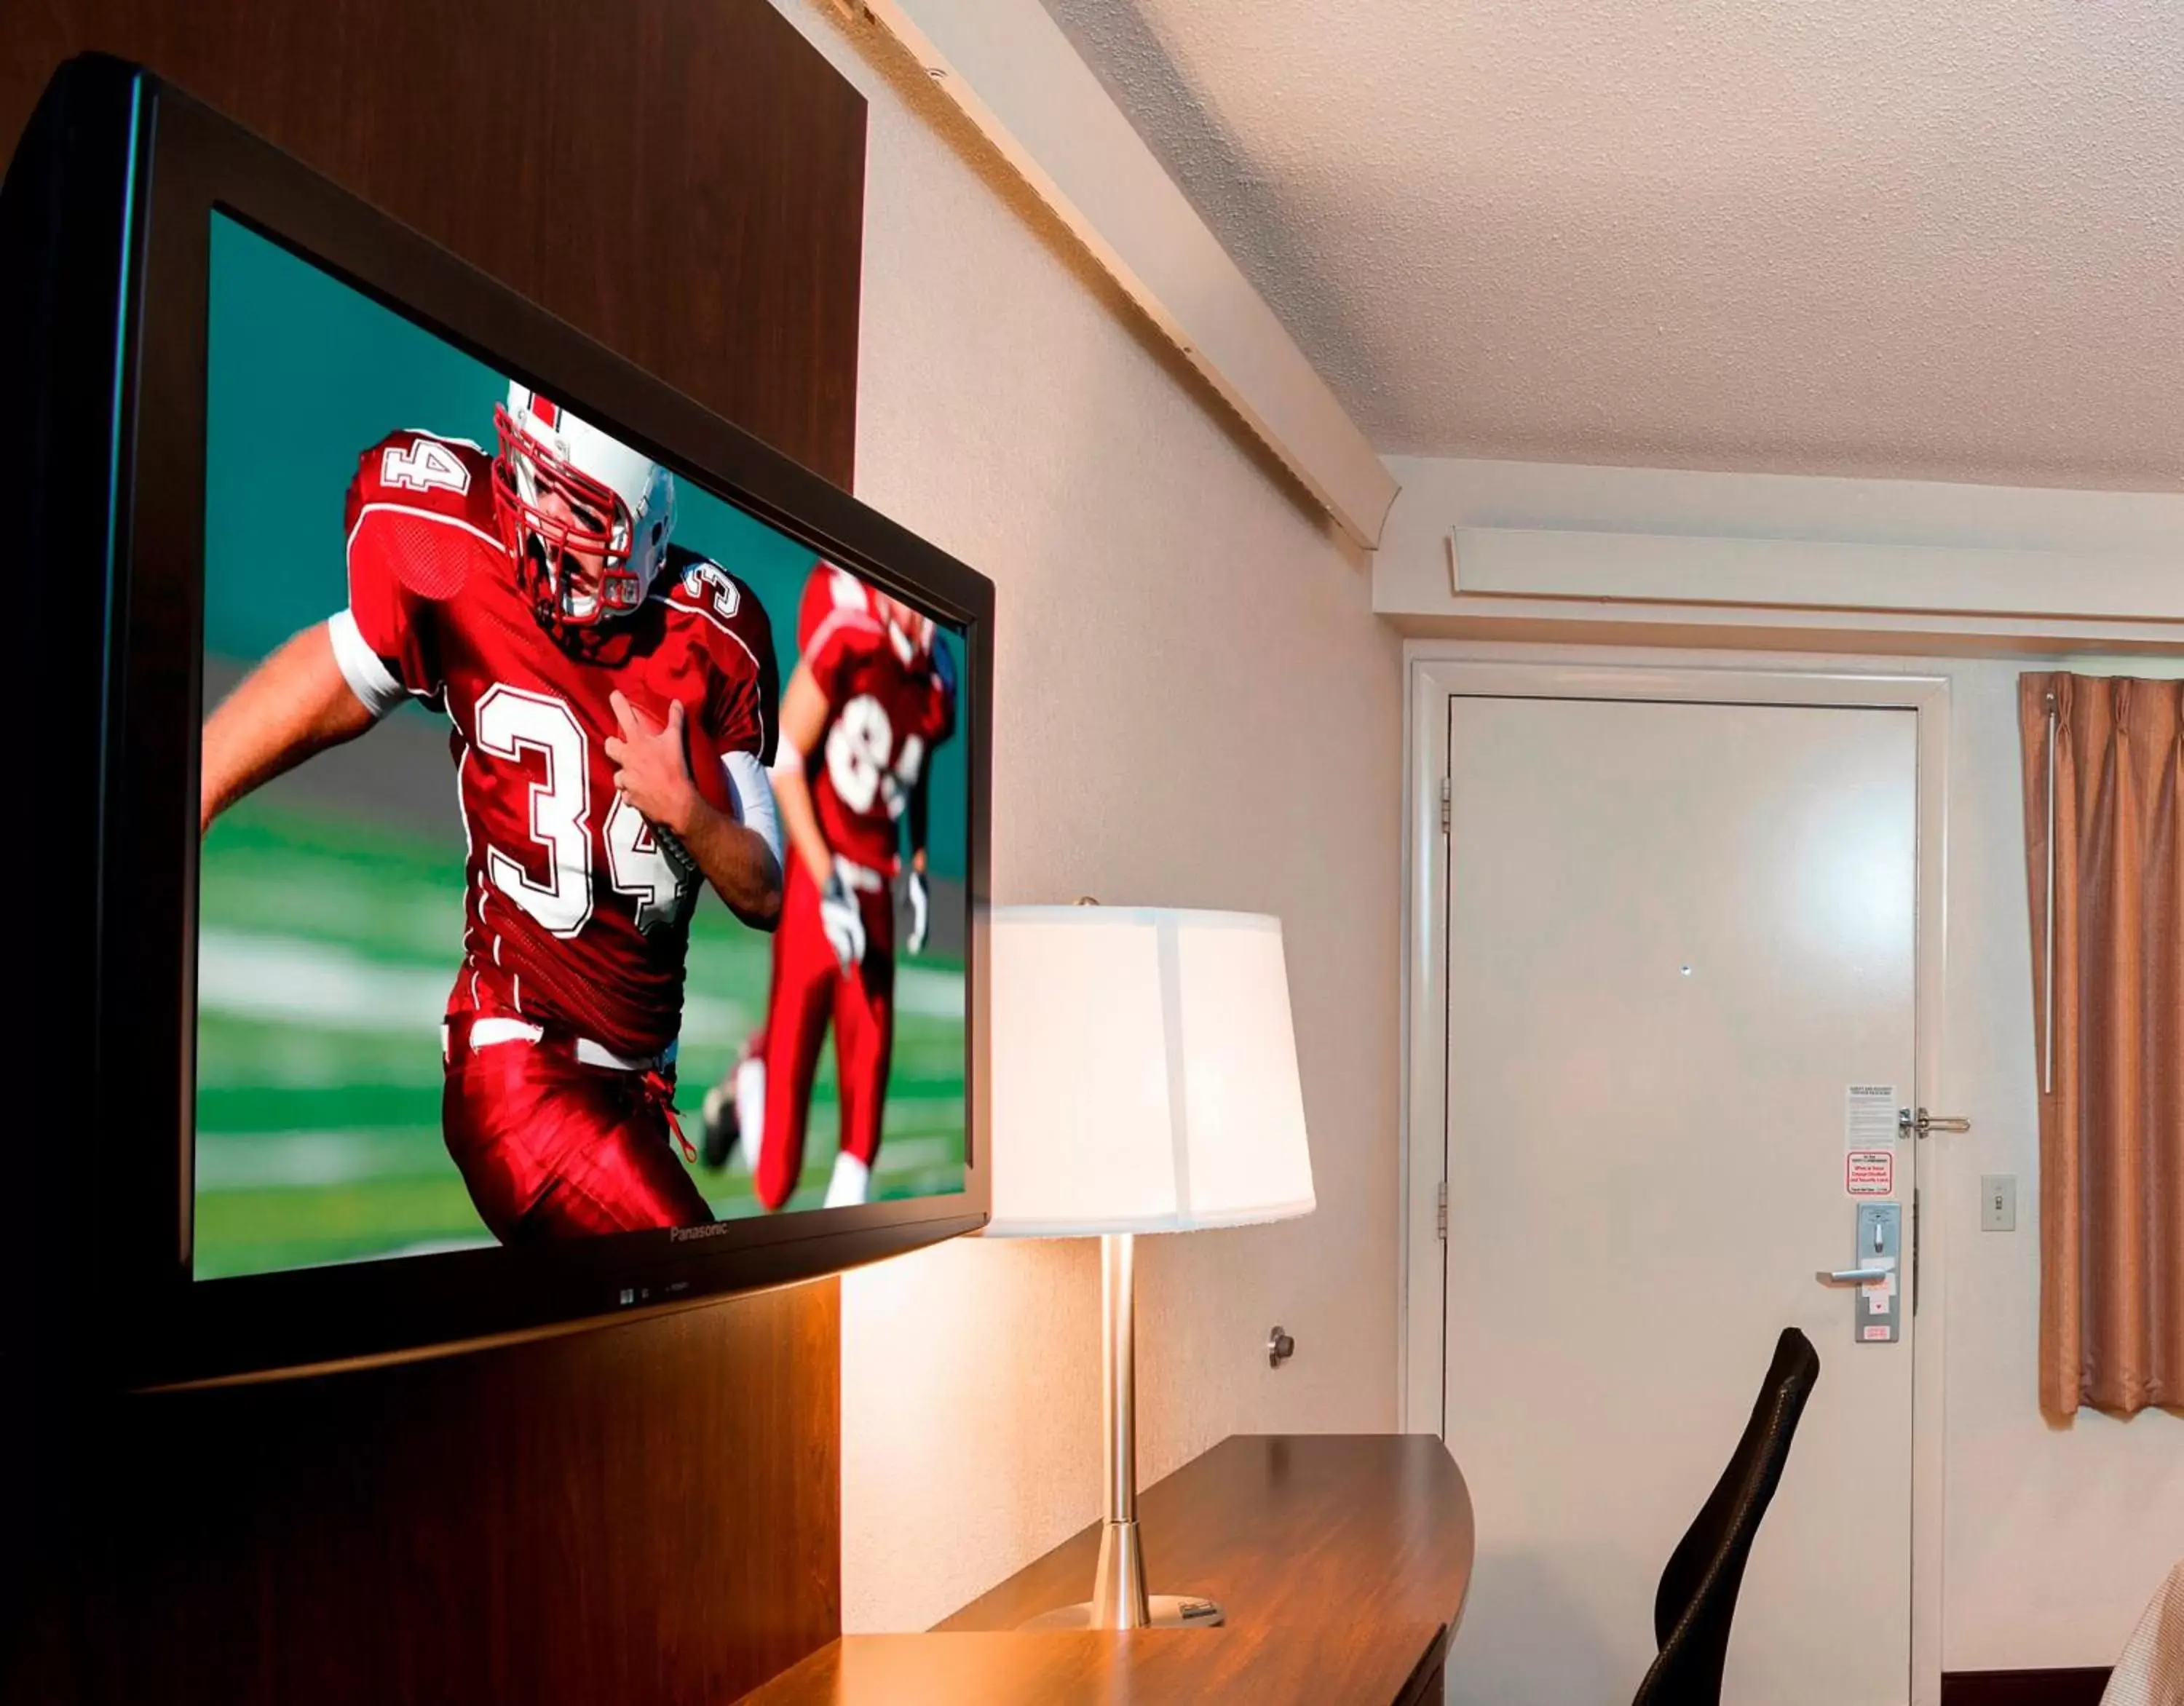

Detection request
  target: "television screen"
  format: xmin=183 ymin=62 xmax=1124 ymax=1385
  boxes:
xmin=195 ymin=211 xmax=971 ymax=1281
xmin=13 ymin=56 xmax=988 ymax=1385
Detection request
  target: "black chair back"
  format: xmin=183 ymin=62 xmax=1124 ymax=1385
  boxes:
xmin=1631 ymin=1326 xmax=1821 ymax=1706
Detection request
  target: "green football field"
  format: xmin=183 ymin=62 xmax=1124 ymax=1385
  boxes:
xmin=193 ymin=798 xmax=969 ymax=1280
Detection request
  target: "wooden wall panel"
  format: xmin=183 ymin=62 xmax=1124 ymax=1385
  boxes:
xmin=2 ymin=1 xmax=862 ymax=1701
xmin=47 ymin=1291 xmax=842 ymax=1706
xmin=0 ymin=0 xmax=864 ymax=483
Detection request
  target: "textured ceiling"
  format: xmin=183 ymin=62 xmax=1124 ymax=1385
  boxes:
xmin=1040 ymin=0 xmax=2184 ymax=488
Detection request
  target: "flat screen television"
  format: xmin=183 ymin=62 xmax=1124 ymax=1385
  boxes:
xmin=6 ymin=55 xmax=991 ymax=1391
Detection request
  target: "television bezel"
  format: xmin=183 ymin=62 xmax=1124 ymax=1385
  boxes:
xmin=76 ymin=64 xmax=990 ymax=1391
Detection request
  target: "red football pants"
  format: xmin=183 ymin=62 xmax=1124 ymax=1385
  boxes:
xmin=442 ymin=1019 xmax=713 ymax=1241
xmin=753 ymin=857 xmax=895 ymax=1211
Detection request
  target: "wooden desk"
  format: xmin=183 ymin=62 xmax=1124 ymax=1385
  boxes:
xmin=741 ymin=1434 xmax=1474 ymax=1705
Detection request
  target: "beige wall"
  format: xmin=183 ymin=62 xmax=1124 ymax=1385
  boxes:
xmin=772 ymin=1 xmax=1406 ymax=1633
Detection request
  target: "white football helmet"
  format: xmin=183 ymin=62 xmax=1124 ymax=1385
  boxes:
xmin=492 ymin=383 xmax=676 ymax=631
xmin=830 ymin=566 xmax=936 ymax=667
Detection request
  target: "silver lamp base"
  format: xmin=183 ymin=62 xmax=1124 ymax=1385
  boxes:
xmin=1020 ymin=1594 xmax=1224 ymax=1630
xmin=1016 ymin=1511 xmax=1225 ymax=1630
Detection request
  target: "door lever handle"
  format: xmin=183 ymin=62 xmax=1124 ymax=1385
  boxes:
xmin=1816 ymin=1266 xmax=1891 ymax=1285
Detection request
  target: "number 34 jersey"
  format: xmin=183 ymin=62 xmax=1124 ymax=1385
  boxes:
xmin=796 ymin=566 xmax=957 ymax=881
xmin=338 ymin=430 xmax=780 ymax=1059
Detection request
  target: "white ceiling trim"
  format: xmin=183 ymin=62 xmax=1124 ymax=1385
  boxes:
xmin=851 ymin=0 xmax=1400 ymax=549
xmin=1450 ymin=529 xmax=2184 ymax=626
xmin=1374 ymin=456 xmax=2184 ymax=654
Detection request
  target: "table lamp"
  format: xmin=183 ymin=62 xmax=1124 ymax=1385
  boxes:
xmin=986 ymin=903 xmax=1317 ymax=1630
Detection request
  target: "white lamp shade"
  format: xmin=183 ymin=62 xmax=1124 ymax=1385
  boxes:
xmin=986 ymin=906 xmax=1316 ymax=1237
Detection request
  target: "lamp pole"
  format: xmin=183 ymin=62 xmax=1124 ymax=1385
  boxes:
xmin=1091 ymin=1231 xmax=1150 ymax=1626
xmin=1023 ymin=1231 xmax=1223 ymax=1630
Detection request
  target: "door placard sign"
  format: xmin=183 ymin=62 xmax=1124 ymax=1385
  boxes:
xmin=1845 ymin=1084 xmax=1898 ymax=1149
xmin=1845 ymin=1149 xmax=1895 ymax=1197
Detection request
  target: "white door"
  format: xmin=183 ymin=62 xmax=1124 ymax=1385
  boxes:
xmin=1441 ymin=695 xmax=1918 ymax=1706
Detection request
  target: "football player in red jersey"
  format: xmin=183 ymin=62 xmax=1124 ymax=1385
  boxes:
xmin=697 ymin=565 xmax=957 ymax=1211
xmin=199 ymin=386 xmax=784 ymax=1242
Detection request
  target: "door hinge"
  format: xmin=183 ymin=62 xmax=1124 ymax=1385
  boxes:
xmin=1439 ymin=777 xmax=1451 ymax=833
xmin=1436 ymin=1180 xmax=1448 ymax=1242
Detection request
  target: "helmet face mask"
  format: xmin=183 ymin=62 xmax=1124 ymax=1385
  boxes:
xmin=491 ymin=387 xmax=675 ymax=638
xmin=873 ymin=590 xmax=936 ymax=667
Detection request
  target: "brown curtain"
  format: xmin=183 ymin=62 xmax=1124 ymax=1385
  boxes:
xmin=2019 ymin=673 xmax=2184 ymax=1417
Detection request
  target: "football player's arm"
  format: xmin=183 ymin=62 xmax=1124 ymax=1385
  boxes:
xmin=901 ymin=641 xmax=953 ymax=956
xmin=903 ymin=773 xmax=932 ymax=956
xmin=772 ymin=663 xmax=866 ymax=972
xmin=199 ymin=622 xmax=379 ymax=833
xmin=604 ymin=692 xmax=783 ymax=930
xmin=906 ymin=769 xmax=930 ymax=876
xmin=771 ymin=663 xmax=837 ymax=889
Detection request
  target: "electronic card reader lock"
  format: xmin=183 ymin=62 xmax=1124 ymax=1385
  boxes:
xmin=1816 ymin=1202 xmax=1901 ymax=1344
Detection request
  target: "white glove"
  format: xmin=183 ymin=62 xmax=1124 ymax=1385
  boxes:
xmin=906 ymin=868 xmax=930 ymax=956
xmin=818 ymin=862 xmax=866 ymax=972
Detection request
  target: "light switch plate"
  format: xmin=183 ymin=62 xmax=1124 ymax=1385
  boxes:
xmin=1980 ymin=1175 xmax=2017 ymax=1231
